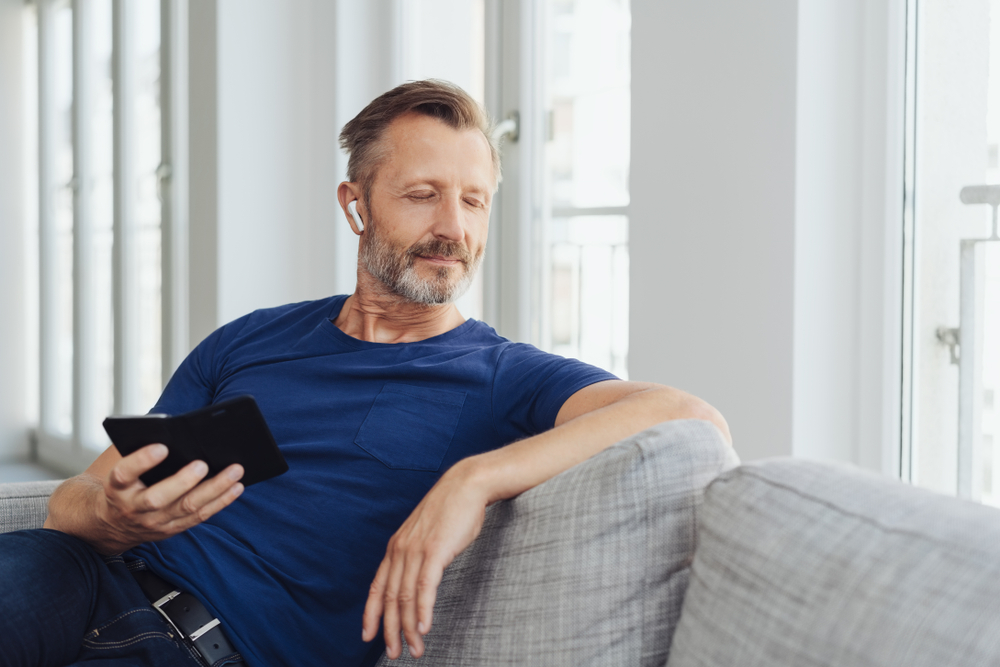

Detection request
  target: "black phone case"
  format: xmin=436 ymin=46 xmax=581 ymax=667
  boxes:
xmin=102 ymin=395 xmax=289 ymax=487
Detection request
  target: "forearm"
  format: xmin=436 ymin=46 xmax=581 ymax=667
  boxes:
xmin=459 ymin=385 xmax=730 ymax=505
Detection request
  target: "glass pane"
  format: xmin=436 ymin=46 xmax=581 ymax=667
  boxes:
xmin=548 ymin=216 xmax=629 ymax=377
xmin=132 ymin=0 xmax=162 ymax=413
xmin=545 ymin=0 xmax=630 ymax=209
xmin=540 ymin=0 xmax=631 ymax=377
xmin=908 ymin=0 xmax=1000 ymax=502
xmin=46 ymin=0 xmax=74 ymax=436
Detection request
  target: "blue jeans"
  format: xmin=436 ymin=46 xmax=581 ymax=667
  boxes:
xmin=0 ymin=529 xmax=221 ymax=667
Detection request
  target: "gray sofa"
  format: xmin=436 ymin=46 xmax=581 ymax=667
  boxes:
xmin=3 ymin=420 xmax=1000 ymax=665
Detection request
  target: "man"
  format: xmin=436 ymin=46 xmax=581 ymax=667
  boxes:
xmin=1 ymin=80 xmax=730 ymax=666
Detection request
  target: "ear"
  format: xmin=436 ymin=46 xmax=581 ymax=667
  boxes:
xmin=337 ymin=182 xmax=365 ymax=235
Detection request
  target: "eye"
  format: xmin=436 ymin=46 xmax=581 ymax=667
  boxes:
xmin=463 ymin=197 xmax=485 ymax=208
xmin=407 ymin=191 xmax=435 ymax=201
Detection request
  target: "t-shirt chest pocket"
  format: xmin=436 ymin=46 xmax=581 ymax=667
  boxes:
xmin=354 ymin=383 xmax=467 ymax=472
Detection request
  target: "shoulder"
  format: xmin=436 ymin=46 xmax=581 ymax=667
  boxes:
xmin=241 ymin=295 xmax=345 ymax=328
xmin=218 ymin=295 xmax=344 ymax=341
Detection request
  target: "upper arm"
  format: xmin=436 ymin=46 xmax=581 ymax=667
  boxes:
xmin=554 ymin=380 xmax=732 ymax=444
xmin=554 ymin=380 xmax=660 ymax=427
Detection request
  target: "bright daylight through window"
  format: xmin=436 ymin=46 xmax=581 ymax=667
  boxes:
xmin=904 ymin=0 xmax=1000 ymax=506
xmin=30 ymin=0 xmax=164 ymax=471
xmin=539 ymin=0 xmax=630 ymax=378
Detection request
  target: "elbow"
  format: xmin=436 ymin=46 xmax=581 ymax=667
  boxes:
xmin=690 ymin=398 xmax=732 ymax=446
xmin=652 ymin=386 xmax=732 ymax=446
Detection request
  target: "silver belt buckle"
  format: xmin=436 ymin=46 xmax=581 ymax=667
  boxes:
xmin=151 ymin=589 xmax=184 ymax=637
xmin=152 ymin=589 xmax=222 ymax=646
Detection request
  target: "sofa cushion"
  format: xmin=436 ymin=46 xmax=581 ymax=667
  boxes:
xmin=378 ymin=419 xmax=737 ymax=667
xmin=666 ymin=459 xmax=1000 ymax=667
xmin=0 ymin=480 xmax=61 ymax=534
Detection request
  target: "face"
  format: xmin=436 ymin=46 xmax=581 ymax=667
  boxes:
xmin=357 ymin=113 xmax=494 ymax=305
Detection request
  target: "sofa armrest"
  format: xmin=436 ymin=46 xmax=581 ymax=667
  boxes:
xmin=377 ymin=419 xmax=738 ymax=667
xmin=0 ymin=480 xmax=62 ymax=534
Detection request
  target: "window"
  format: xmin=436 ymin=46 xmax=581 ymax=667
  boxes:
xmin=488 ymin=0 xmax=631 ymax=377
xmin=539 ymin=0 xmax=630 ymax=378
xmin=902 ymin=0 xmax=1000 ymax=505
xmin=31 ymin=0 xmax=178 ymax=474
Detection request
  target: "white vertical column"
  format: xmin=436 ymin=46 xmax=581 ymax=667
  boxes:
xmin=957 ymin=239 xmax=986 ymax=499
xmin=37 ymin=0 xmax=59 ymax=433
xmin=112 ymin=0 xmax=139 ymax=414
xmin=0 ymin=0 xmax=31 ymax=460
xmin=160 ymin=0 xmax=189 ymax=381
xmin=71 ymin=0 xmax=97 ymax=444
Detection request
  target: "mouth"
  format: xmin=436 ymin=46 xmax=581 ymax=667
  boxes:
xmin=416 ymin=254 xmax=465 ymax=266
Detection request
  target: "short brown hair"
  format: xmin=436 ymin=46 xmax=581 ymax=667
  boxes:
xmin=339 ymin=79 xmax=501 ymax=206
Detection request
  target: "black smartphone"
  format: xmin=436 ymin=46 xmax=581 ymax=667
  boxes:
xmin=102 ymin=395 xmax=289 ymax=487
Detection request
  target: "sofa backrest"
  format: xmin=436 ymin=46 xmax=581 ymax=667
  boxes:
xmin=379 ymin=419 xmax=738 ymax=667
xmin=0 ymin=479 xmax=61 ymax=534
xmin=667 ymin=459 xmax=1000 ymax=666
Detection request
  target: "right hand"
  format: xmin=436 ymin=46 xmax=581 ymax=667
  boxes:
xmin=92 ymin=443 xmax=245 ymax=553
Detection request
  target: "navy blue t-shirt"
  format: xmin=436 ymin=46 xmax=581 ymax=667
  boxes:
xmin=127 ymin=295 xmax=616 ymax=666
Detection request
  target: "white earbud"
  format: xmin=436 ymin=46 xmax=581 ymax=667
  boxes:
xmin=347 ymin=200 xmax=365 ymax=233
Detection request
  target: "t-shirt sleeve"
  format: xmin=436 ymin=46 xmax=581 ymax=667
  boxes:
xmin=149 ymin=314 xmax=253 ymax=416
xmin=491 ymin=343 xmax=618 ymax=443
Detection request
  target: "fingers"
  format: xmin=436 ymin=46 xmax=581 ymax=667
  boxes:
xmin=105 ymin=451 xmax=245 ymax=544
xmin=398 ymin=552 xmax=425 ymax=658
xmin=138 ymin=459 xmax=210 ymax=512
xmin=368 ymin=549 xmax=442 ymax=659
xmin=167 ymin=480 xmax=245 ymax=534
xmin=380 ymin=547 xmax=409 ymax=659
xmin=108 ymin=444 xmax=168 ymax=490
xmin=362 ymin=560 xmax=389 ymax=642
xmin=176 ymin=464 xmax=244 ymax=512
xmin=415 ymin=558 xmax=444 ymax=639
xmin=170 ymin=465 xmax=245 ymax=529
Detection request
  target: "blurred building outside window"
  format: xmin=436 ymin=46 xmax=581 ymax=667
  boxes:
xmin=904 ymin=0 xmax=1000 ymax=507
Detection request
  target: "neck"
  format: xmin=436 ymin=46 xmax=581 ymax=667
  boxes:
xmin=332 ymin=272 xmax=466 ymax=344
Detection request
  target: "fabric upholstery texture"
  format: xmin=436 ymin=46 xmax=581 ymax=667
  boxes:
xmin=377 ymin=419 xmax=737 ymax=667
xmin=0 ymin=479 xmax=61 ymax=534
xmin=666 ymin=459 xmax=1000 ymax=667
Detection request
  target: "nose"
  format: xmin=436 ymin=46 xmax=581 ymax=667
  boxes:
xmin=431 ymin=195 xmax=465 ymax=242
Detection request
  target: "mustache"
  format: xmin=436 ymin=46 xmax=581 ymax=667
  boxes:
xmin=406 ymin=239 xmax=474 ymax=265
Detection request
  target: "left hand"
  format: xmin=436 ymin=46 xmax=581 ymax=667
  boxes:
xmin=362 ymin=459 xmax=490 ymax=660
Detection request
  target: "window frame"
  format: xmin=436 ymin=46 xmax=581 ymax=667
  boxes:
xmin=33 ymin=0 xmax=185 ymax=476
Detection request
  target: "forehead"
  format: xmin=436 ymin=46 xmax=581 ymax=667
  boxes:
xmin=376 ymin=113 xmax=495 ymax=191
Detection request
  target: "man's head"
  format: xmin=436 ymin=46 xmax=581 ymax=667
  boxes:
xmin=338 ymin=81 xmax=499 ymax=306
xmin=339 ymin=79 xmax=501 ymax=208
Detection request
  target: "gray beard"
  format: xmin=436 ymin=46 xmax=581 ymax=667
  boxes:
xmin=359 ymin=216 xmax=483 ymax=305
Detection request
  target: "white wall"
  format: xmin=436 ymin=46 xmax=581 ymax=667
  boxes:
xmin=0 ymin=0 xmax=30 ymax=462
xmin=631 ymin=0 xmax=904 ymax=468
xmin=188 ymin=0 xmax=342 ymax=345
xmin=630 ymin=1 xmax=799 ymax=462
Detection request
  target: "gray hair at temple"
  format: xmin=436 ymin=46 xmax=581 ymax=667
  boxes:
xmin=338 ymin=79 xmax=502 ymax=208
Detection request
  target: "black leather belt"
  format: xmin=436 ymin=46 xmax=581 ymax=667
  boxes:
xmin=131 ymin=569 xmax=246 ymax=667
